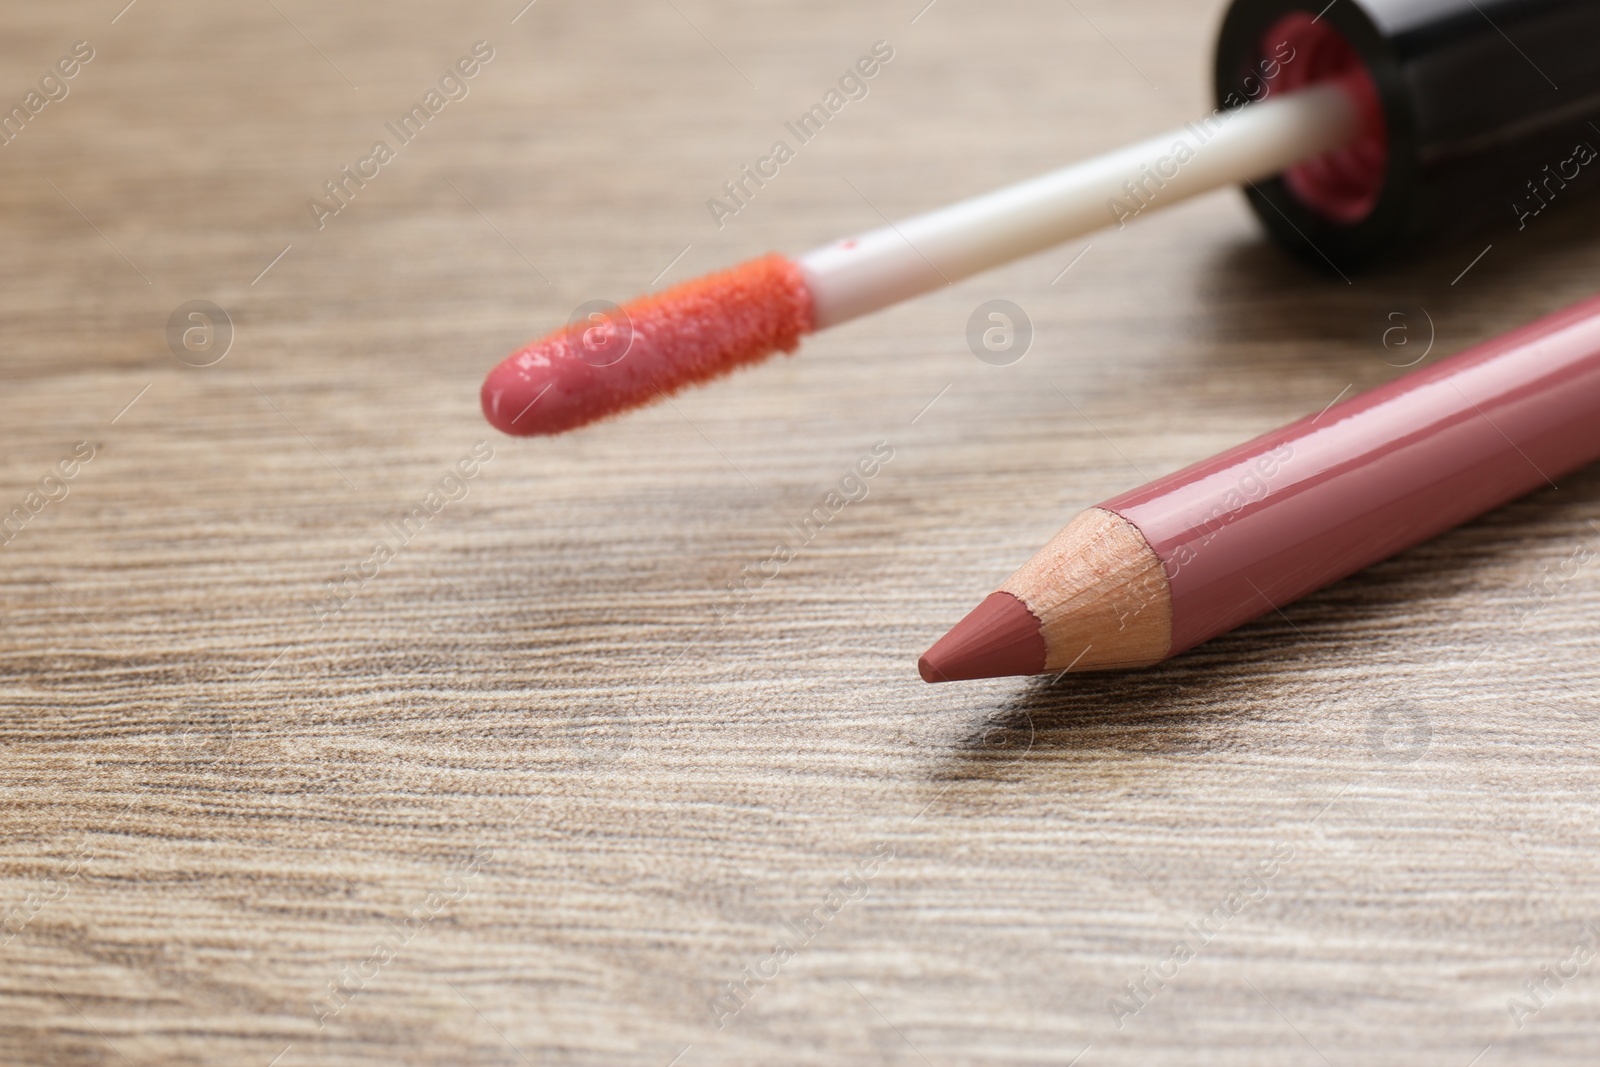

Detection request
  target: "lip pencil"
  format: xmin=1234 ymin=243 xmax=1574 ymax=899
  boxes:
xmin=918 ymin=293 xmax=1600 ymax=682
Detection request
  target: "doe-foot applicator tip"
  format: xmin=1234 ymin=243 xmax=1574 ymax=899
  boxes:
xmin=481 ymin=253 xmax=814 ymax=436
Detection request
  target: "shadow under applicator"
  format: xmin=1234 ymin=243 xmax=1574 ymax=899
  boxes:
xmin=482 ymin=0 xmax=1600 ymax=438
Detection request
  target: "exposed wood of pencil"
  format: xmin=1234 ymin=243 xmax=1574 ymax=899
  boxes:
xmin=1001 ymin=508 xmax=1172 ymax=672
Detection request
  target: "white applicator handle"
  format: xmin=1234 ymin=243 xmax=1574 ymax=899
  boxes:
xmin=797 ymin=82 xmax=1360 ymax=329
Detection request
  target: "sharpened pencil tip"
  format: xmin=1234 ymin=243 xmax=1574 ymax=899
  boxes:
xmin=919 ymin=591 xmax=1046 ymax=683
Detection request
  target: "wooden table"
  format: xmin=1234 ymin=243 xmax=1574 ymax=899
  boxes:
xmin=6 ymin=0 xmax=1600 ymax=1063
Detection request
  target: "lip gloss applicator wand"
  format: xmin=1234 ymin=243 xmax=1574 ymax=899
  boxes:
xmin=482 ymin=73 xmax=1368 ymax=435
xmin=482 ymin=79 xmax=1366 ymax=435
xmin=481 ymin=0 xmax=1600 ymax=438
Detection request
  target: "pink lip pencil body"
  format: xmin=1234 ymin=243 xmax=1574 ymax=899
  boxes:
xmin=920 ymin=293 xmax=1600 ymax=682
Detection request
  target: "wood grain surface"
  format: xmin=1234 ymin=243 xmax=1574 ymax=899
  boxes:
xmin=5 ymin=1 xmax=1600 ymax=1064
